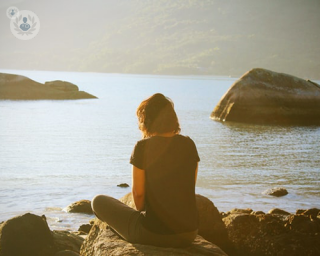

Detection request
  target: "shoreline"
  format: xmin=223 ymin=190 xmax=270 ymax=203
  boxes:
xmin=1 ymin=195 xmax=319 ymax=256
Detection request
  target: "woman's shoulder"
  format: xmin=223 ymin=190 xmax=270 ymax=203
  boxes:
xmin=175 ymin=134 xmax=197 ymax=146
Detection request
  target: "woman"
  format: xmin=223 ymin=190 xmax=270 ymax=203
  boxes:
xmin=92 ymin=93 xmax=200 ymax=247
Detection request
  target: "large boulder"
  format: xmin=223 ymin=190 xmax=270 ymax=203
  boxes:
xmin=0 ymin=213 xmax=55 ymax=256
xmin=223 ymin=211 xmax=320 ymax=256
xmin=0 ymin=73 xmax=97 ymax=100
xmin=120 ymin=193 xmax=230 ymax=251
xmin=211 ymin=68 xmax=320 ymax=125
xmin=0 ymin=213 xmax=84 ymax=256
xmin=80 ymin=219 xmax=227 ymax=256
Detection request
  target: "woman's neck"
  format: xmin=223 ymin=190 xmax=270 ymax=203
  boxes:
xmin=153 ymin=131 xmax=176 ymax=137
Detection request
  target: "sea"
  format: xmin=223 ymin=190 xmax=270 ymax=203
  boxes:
xmin=0 ymin=69 xmax=319 ymax=231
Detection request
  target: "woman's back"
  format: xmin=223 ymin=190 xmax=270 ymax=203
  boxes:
xmin=130 ymin=134 xmax=199 ymax=234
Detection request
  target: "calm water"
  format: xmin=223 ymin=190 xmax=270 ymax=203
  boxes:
xmin=0 ymin=70 xmax=319 ymax=231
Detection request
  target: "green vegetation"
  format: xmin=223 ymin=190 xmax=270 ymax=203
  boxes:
xmin=1 ymin=0 xmax=319 ymax=79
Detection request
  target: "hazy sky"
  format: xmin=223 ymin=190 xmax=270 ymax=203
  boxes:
xmin=1 ymin=0 xmax=319 ymax=78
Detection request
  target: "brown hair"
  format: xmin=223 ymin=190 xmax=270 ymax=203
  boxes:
xmin=136 ymin=93 xmax=181 ymax=138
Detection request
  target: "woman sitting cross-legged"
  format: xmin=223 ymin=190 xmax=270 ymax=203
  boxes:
xmin=92 ymin=93 xmax=200 ymax=248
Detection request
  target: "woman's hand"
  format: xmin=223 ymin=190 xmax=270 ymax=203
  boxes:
xmin=132 ymin=165 xmax=145 ymax=211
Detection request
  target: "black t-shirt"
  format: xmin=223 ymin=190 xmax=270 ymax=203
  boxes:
xmin=130 ymin=134 xmax=200 ymax=234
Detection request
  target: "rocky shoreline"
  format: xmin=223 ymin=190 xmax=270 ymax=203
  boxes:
xmin=1 ymin=194 xmax=319 ymax=256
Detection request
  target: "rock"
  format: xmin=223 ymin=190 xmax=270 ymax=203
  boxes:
xmin=0 ymin=72 xmax=97 ymax=100
xmin=228 ymin=208 xmax=253 ymax=214
xmin=0 ymin=213 xmax=55 ymax=256
xmin=117 ymin=183 xmax=130 ymax=188
xmin=195 ymin=194 xmax=230 ymax=251
xmin=301 ymin=208 xmax=320 ymax=218
xmin=211 ymin=68 xmax=320 ymax=125
xmin=0 ymin=213 xmax=85 ymax=256
xmin=263 ymin=187 xmax=288 ymax=197
xmin=268 ymin=208 xmax=291 ymax=215
xmin=78 ymin=224 xmax=92 ymax=234
xmin=296 ymin=209 xmax=305 ymax=215
xmin=45 ymin=80 xmax=79 ymax=92
xmin=251 ymin=211 xmax=265 ymax=215
xmin=55 ymin=250 xmax=80 ymax=256
xmin=286 ymin=215 xmax=320 ymax=233
xmin=80 ymin=219 xmax=227 ymax=256
xmin=65 ymin=200 xmax=93 ymax=214
xmin=52 ymin=230 xmax=84 ymax=253
xmin=119 ymin=193 xmax=230 ymax=252
xmin=223 ymin=211 xmax=320 ymax=256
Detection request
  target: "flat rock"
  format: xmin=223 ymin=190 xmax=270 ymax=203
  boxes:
xmin=120 ymin=193 xmax=230 ymax=251
xmin=80 ymin=219 xmax=227 ymax=256
xmin=211 ymin=68 xmax=320 ymax=125
xmin=0 ymin=72 xmax=97 ymax=100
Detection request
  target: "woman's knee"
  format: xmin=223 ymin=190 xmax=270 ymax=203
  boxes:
xmin=91 ymin=194 xmax=109 ymax=214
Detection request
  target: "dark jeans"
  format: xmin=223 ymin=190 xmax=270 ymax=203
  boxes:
xmin=91 ymin=195 xmax=198 ymax=248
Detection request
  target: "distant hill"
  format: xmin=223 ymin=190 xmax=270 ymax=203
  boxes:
xmin=0 ymin=0 xmax=319 ymax=79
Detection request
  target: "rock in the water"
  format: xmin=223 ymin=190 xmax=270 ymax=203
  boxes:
xmin=0 ymin=213 xmax=55 ymax=256
xmin=211 ymin=68 xmax=320 ymax=125
xmin=119 ymin=193 xmax=230 ymax=252
xmin=0 ymin=72 xmax=97 ymax=100
xmin=65 ymin=200 xmax=93 ymax=214
xmin=45 ymin=80 xmax=79 ymax=92
xmin=117 ymin=183 xmax=130 ymax=188
xmin=80 ymin=219 xmax=227 ymax=256
xmin=263 ymin=187 xmax=288 ymax=197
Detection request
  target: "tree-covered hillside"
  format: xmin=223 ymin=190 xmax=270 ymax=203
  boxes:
xmin=0 ymin=0 xmax=319 ymax=78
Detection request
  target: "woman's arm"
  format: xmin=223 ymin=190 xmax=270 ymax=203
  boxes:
xmin=195 ymin=162 xmax=198 ymax=185
xmin=132 ymin=165 xmax=145 ymax=211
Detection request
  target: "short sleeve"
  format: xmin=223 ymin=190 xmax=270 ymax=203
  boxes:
xmin=130 ymin=140 xmax=145 ymax=169
xmin=188 ymin=137 xmax=200 ymax=163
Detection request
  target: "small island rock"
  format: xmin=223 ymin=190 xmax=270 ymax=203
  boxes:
xmin=0 ymin=73 xmax=97 ymax=100
xmin=263 ymin=187 xmax=288 ymax=197
xmin=117 ymin=183 xmax=130 ymax=188
xmin=211 ymin=68 xmax=320 ymax=125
